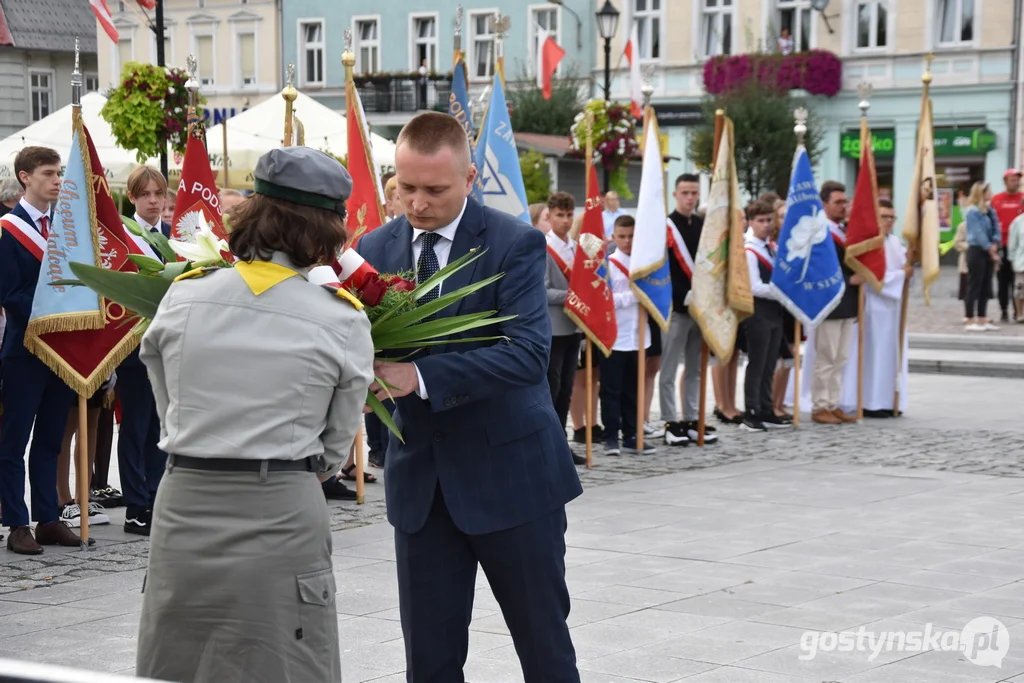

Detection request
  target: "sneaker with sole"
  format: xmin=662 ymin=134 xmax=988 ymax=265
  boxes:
xmin=685 ymin=421 xmax=718 ymax=444
xmin=664 ymin=421 xmax=690 ymax=446
xmin=85 ymin=502 xmax=110 ymax=525
xmin=761 ymin=414 xmax=792 ymax=430
xmin=643 ymin=422 xmax=666 ymax=439
xmin=623 ymin=437 xmax=657 ymax=455
xmin=983 ymin=322 xmax=1001 ymax=331
xmin=124 ymin=507 xmax=152 ymax=536
xmin=603 ymin=441 xmax=621 ymax=456
xmin=59 ymin=503 xmax=82 ymax=529
xmin=741 ymin=416 xmax=767 ymax=432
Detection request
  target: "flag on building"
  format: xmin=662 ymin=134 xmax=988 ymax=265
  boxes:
xmin=623 ymin=22 xmax=643 ymax=120
xmin=474 ymin=73 xmax=529 ymax=224
xmin=345 ymin=66 xmax=386 ymax=247
xmin=688 ymin=117 xmax=753 ymax=361
xmin=24 ymin=115 xmax=146 ymax=396
xmin=135 ymin=0 xmax=156 ymax=9
xmin=903 ymin=92 xmax=941 ymax=304
xmin=769 ymin=146 xmax=846 ymax=327
xmin=536 ymin=29 xmax=565 ymax=101
xmin=629 ymin=107 xmax=671 ymax=330
xmin=448 ymin=53 xmax=484 ymax=202
xmin=565 ymin=163 xmax=617 ymax=355
xmin=844 ymin=118 xmax=888 ymax=293
xmin=90 ymin=0 xmax=118 ymax=43
xmin=171 ymin=110 xmax=225 ymax=246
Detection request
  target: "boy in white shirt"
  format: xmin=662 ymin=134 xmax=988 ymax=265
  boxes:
xmin=601 ymin=216 xmax=657 ymax=455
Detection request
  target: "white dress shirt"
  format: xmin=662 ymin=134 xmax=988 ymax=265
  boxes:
xmin=19 ymin=197 xmax=49 ymax=234
xmin=411 ymin=199 xmax=468 ymax=399
xmin=131 ymin=213 xmax=163 ymax=260
xmin=545 ymin=230 xmax=575 ymax=265
xmin=607 ymin=251 xmax=651 ymax=352
xmin=745 ymin=234 xmax=777 ymax=300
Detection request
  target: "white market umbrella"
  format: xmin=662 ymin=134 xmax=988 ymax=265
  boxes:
xmin=0 ymin=93 xmax=145 ymax=187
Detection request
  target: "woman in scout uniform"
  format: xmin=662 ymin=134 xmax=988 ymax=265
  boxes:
xmin=135 ymin=147 xmax=374 ymax=683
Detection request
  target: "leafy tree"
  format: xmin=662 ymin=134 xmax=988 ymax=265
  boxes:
xmin=507 ymin=66 xmax=586 ymax=136
xmin=688 ymin=82 xmax=825 ymax=198
xmin=519 ymin=150 xmax=551 ymax=204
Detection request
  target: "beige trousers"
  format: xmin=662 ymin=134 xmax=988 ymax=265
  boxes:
xmin=811 ymin=318 xmax=853 ymax=412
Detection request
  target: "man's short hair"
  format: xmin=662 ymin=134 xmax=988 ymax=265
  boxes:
xmin=613 ymin=214 xmax=635 ymax=230
xmin=879 ymin=199 xmax=894 ymax=209
xmin=820 ymin=180 xmax=846 ymax=204
xmin=675 ymin=173 xmax=699 ymax=187
xmin=396 ymin=111 xmax=470 ymax=165
xmin=758 ymin=192 xmax=781 ymax=206
xmin=745 ymin=200 xmax=775 ymax=221
xmin=127 ymin=166 xmax=167 ymax=198
xmin=14 ymin=146 xmax=61 ymax=189
xmin=547 ymin=191 xmax=574 ymax=213
xmin=0 ymin=177 xmax=22 ymax=203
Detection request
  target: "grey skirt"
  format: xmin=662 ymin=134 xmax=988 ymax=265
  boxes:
xmin=136 ymin=463 xmax=339 ymax=683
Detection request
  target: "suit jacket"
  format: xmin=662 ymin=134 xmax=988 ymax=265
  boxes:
xmin=121 ymin=218 xmax=172 ymax=370
xmin=0 ymin=202 xmax=51 ymax=359
xmin=357 ymin=198 xmax=583 ymax=535
xmin=545 ymin=246 xmax=577 ymax=337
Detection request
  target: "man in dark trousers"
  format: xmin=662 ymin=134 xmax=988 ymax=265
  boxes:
xmin=358 ymin=112 xmax=582 ymax=683
xmin=0 ymin=146 xmax=87 ymax=554
xmin=118 ymin=166 xmax=172 ymax=536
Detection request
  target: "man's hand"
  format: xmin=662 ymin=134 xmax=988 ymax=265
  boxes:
xmin=850 ymin=273 xmax=865 ymax=286
xmin=903 ymin=265 xmax=914 ymax=279
xmin=370 ymin=360 xmax=420 ymax=402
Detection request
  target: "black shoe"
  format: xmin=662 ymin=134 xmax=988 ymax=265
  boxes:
xmin=322 ymin=478 xmax=357 ymax=500
xmin=741 ymin=416 xmax=767 ymax=432
xmin=685 ymin=421 xmax=718 ymax=444
xmin=571 ymin=453 xmax=587 ymax=465
xmin=367 ymin=450 xmax=385 ymax=469
xmin=124 ymin=507 xmax=152 ymax=536
xmin=573 ymin=427 xmax=604 ymax=444
xmin=863 ymin=409 xmax=894 ymax=418
xmin=664 ymin=421 xmax=690 ymax=447
xmin=761 ymin=413 xmax=792 ymax=429
xmin=623 ymin=436 xmax=657 ymax=454
xmin=1002 ymin=311 xmax=1010 ymax=323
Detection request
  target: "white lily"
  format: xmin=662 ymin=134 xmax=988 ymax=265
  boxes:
xmin=168 ymin=219 xmax=229 ymax=265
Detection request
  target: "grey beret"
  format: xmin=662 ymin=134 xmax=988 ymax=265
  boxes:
xmin=252 ymin=146 xmax=352 ymax=214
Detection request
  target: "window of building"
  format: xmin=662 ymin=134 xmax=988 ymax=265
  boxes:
xmin=299 ymin=20 xmax=324 ymax=86
xmin=115 ymin=37 xmax=133 ymax=78
xmin=117 ymin=1 xmax=126 ymax=11
xmin=85 ymin=74 xmax=100 ymax=92
xmin=634 ymin=0 xmax=662 ymax=60
xmin=937 ymin=0 xmax=973 ymax=45
xmin=776 ymin=0 xmax=811 ymax=52
xmin=701 ymin=0 xmax=733 ymax=57
xmin=411 ymin=14 xmax=438 ymax=72
xmin=194 ymin=34 xmax=214 ymax=84
xmin=469 ymin=11 xmax=495 ymax=80
xmin=237 ymin=33 xmax=256 ymax=85
xmin=197 ymin=0 xmax=205 ymax=8
xmin=29 ymin=70 xmax=53 ymax=122
xmin=855 ymin=0 xmax=888 ymax=49
xmin=528 ymin=7 xmax=559 ymax=72
xmin=354 ymin=18 xmax=379 ymax=75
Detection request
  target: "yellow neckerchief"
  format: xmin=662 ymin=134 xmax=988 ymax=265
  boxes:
xmin=234 ymin=260 xmax=301 ymax=296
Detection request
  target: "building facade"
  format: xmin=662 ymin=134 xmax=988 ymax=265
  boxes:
xmin=596 ymin=0 xmax=1018 ymax=225
xmin=97 ymin=0 xmax=281 ymax=126
xmin=0 ymin=0 xmax=101 ymax=138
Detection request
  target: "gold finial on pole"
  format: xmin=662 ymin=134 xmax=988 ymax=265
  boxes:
xmin=641 ymin=65 xmax=655 ymax=109
xmin=489 ymin=13 xmax=511 ymax=81
xmin=794 ymin=107 xmax=808 ymax=147
xmin=71 ymin=37 xmax=82 ymax=110
xmin=342 ymin=26 xmax=355 ymax=75
xmin=922 ymin=53 xmax=934 ymax=94
xmin=185 ymin=54 xmax=200 ymax=109
xmin=282 ymin=63 xmax=297 ymax=146
xmin=857 ymin=82 xmax=873 ymax=119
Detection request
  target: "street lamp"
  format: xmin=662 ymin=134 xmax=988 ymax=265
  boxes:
xmin=595 ymin=0 xmax=620 ymax=192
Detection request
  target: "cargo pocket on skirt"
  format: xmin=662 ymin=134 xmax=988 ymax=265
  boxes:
xmin=295 ymin=568 xmax=338 ymax=652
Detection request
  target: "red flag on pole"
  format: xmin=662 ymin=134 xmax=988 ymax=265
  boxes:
xmin=89 ymin=0 xmax=118 ymax=43
xmin=536 ymin=30 xmax=565 ymax=101
xmin=844 ymin=118 xmax=888 ymax=292
xmin=565 ymin=163 xmax=617 ymax=355
xmin=171 ymin=130 xmax=225 ymax=244
xmin=135 ymin=0 xmax=157 ymax=9
xmin=624 ymin=23 xmax=643 ymax=119
xmin=345 ymin=69 xmax=387 ymax=248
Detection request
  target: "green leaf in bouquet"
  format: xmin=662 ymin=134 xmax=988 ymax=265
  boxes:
xmin=68 ymin=261 xmax=172 ymax=320
xmin=128 ymin=254 xmax=165 ymax=274
xmin=123 ymin=216 xmax=177 ymax=263
xmin=366 ymin=390 xmax=404 ymax=443
xmin=370 ymin=272 xmax=505 ymax=336
xmin=49 ymin=279 xmax=86 ymax=288
xmin=410 ymin=248 xmax=487 ymax=303
xmin=160 ymin=260 xmax=191 ymax=280
xmin=379 ymin=335 xmax=510 ymax=350
xmin=373 ymin=311 xmax=516 ymax=349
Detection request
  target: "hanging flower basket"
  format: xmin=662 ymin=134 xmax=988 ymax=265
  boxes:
xmin=703 ymin=50 xmax=842 ymax=98
xmin=568 ymin=100 xmax=639 ymax=199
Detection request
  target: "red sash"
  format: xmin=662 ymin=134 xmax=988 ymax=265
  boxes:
xmin=830 ymin=225 xmax=847 ymax=248
xmin=666 ymin=219 xmax=695 ymax=278
xmin=610 ymin=258 xmax=630 ymax=277
xmin=0 ymin=214 xmax=45 ymax=262
xmin=546 ymin=245 xmax=572 ymax=279
xmin=745 ymin=246 xmax=773 ymax=272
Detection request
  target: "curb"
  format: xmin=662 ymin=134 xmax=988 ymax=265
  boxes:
xmin=909 ymin=333 xmax=1024 ymax=353
xmin=908 ymin=357 xmax=1024 ymax=379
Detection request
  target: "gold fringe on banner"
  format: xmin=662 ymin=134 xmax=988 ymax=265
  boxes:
xmin=26 ymin=327 xmax=141 ymax=397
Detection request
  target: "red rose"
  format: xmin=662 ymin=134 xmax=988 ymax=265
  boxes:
xmin=384 ymin=275 xmax=417 ymax=292
xmin=358 ymin=274 xmax=388 ymax=307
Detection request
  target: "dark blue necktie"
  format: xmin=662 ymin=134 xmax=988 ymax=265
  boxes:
xmin=417 ymin=232 xmax=441 ymax=317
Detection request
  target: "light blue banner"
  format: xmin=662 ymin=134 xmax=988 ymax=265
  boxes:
xmin=474 ymin=73 xmax=530 ymax=224
xmin=449 ymin=59 xmax=483 ymax=203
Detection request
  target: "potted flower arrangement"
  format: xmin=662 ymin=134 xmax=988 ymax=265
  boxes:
xmin=101 ymin=62 xmax=199 ymax=163
xmin=569 ymin=99 xmax=639 ymax=199
xmin=702 ymin=50 xmax=842 ymax=98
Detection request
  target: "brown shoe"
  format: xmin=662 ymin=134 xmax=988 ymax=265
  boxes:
xmin=832 ymin=408 xmax=859 ymax=423
xmin=812 ymin=410 xmax=841 ymax=424
xmin=35 ymin=521 xmax=95 ymax=547
xmin=7 ymin=526 xmax=43 ymax=555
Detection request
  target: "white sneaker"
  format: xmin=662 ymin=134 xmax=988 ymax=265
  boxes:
xmin=983 ymin=322 xmax=1001 ymax=331
xmin=643 ymin=422 xmax=666 ymax=438
xmin=965 ymin=323 xmax=985 ymax=331
xmin=59 ymin=503 xmax=82 ymax=528
xmin=86 ymin=502 xmax=110 ymax=525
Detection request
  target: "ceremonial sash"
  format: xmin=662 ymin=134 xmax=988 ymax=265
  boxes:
xmin=546 ymin=245 xmax=572 ymax=279
xmin=1 ymin=214 xmax=46 ymax=262
xmin=745 ymin=246 xmax=774 ymax=272
xmin=830 ymin=224 xmax=847 ymax=248
xmin=666 ymin=219 xmax=695 ymax=279
xmin=610 ymin=257 xmax=630 ymax=278
xmin=126 ymin=228 xmax=161 ymax=262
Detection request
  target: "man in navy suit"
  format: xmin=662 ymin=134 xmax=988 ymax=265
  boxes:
xmin=118 ymin=166 xmax=172 ymax=537
xmin=0 ymin=146 xmax=88 ymax=554
xmin=358 ymin=112 xmax=583 ymax=682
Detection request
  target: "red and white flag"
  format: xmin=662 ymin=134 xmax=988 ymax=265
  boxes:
xmin=90 ymin=0 xmax=118 ymax=43
xmin=623 ymin=22 xmax=643 ymax=119
xmin=536 ymin=29 xmax=565 ymax=101
xmin=171 ymin=131 xmax=225 ymax=246
xmin=135 ymin=0 xmax=157 ymax=9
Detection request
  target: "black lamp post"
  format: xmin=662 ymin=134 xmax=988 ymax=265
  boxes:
xmin=595 ymin=0 xmax=620 ymax=193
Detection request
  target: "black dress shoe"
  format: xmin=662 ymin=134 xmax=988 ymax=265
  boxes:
xmin=7 ymin=526 xmax=42 ymax=555
xmin=323 ymin=478 xmax=357 ymax=500
xmin=367 ymin=450 xmax=385 ymax=469
xmin=571 ymin=453 xmax=586 ymax=466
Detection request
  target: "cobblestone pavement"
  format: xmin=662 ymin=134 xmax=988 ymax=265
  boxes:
xmin=908 ymin=266 xmax=1024 ymax=336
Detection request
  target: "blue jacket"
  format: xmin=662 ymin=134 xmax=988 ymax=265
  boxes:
xmin=0 ymin=202 xmax=52 ymax=359
xmin=965 ymin=205 xmax=1000 ymax=249
xmin=357 ymin=198 xmax=582 ymax=535
xmin=120 ymin=219 xmax=172 ymax=370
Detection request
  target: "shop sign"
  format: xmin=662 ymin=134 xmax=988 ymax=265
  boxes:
xmin=840 ymin=127 xmax=996 ymax=160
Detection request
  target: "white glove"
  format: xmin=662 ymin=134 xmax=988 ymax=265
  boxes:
xmin=100 ymin=372 xmax=117 ymax=393
xmin=684 ymin=291 xmax=693 ymax=307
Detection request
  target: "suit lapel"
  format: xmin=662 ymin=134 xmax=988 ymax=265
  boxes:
xmin=435 ymin=198 xmax=485 ymax=322
xmin=384 ymin=218 xmax=414 ymax=276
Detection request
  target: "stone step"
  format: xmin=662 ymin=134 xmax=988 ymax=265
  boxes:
xmin=909 ymin=332 xmax=1024 ymax=353
xmin=907 ymin=347 xmax=1024 ymax=378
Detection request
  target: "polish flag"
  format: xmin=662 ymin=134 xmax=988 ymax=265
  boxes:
xmin=135 ymin=0 xmax=157 ymax=9
xmin=90 ymin=0 xmax=118 ymax=43
xmin=623 ymin=22 xmax=643 ymax=119
xmin=536 ymin=29 xmax=565 ymax=101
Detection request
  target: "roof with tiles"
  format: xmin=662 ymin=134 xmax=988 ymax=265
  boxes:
xmin=0 ymin=0 xmax=99 ymax=53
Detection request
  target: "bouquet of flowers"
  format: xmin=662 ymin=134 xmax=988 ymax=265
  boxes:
xmin=56 ymin=219 xmax=510 ymax=440
xmin=569 ymin=99 xmax=639 ymax=199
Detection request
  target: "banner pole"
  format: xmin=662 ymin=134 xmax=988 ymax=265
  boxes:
xmin=698 ymin=110 xmax=726 ymax=448
xmin=793 ymin=320 xmax=802 ymax=427
xmin=585 ymin=340 xmax=593 ymax=469
xmin=895 ymin=247 xmax=913 ymax=417
xmin=636 ymin=309 xmax=647 ymax=452
xmin=857 ymin=286 xmax=865 ymax=421
xmin=77 ymin=394 xmax=90 ymax=551
xmin=353 ymin=426 xmax=365 ymax=505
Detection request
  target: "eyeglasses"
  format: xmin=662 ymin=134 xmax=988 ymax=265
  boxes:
xmin=880 ymin=214 xmax=897 ymax=221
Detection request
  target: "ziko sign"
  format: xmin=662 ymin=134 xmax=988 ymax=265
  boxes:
xmin=840 ymin=127 xmax=997 ymax=159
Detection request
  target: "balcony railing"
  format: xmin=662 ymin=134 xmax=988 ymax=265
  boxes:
xmin=351 ymin=74 xmax=453 ymax=114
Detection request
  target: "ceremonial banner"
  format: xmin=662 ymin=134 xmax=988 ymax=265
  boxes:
xmin=689 ymin=117 xmax=752 ymax=361
xmin=845 ymin=118 xmax=888 ymax=292
xmin=629 ymin=108 xmax=672 ymax=331
xmin=448 ymin=55 xmax=484 ymax=203
xmin=345 ymin=69 xmax=386 ymax=247
xmin=536 ymin=29 xmax=565 ymax=101
xmin=769 ymin=146 xmax=845 ymax=327
xmin=624 ymin=22 xmax=643 ymax=120
xmin=172 ymin=119 xmax=225 ymax=244
xmin=474 ymin=73 xmax=530 ymax=224
xmin=565 ymin=164 xmax=616 ymax=355
xmin=24 ymin=117 xmax=145 ymax=396
xmin=903 ymin=95 xmax=941 ymax=304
